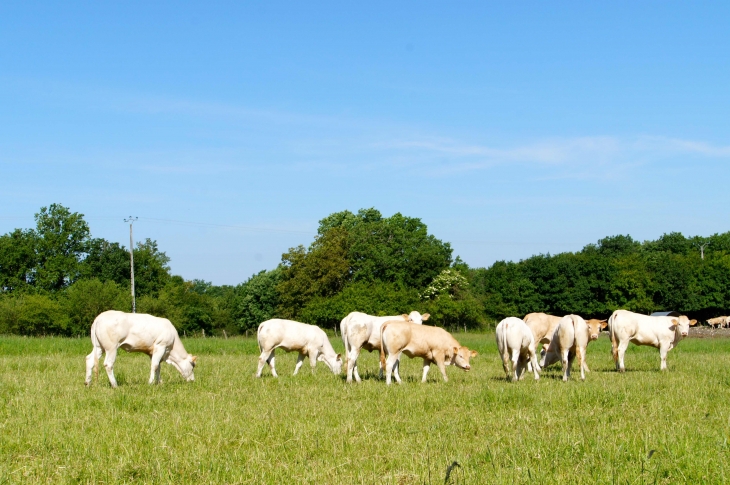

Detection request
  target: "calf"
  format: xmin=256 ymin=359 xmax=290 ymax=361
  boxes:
xmin=707 ymin=316 xmax=728 ymax=329
xmin=524 ymin=313 xmax=563 ymax=366
xmin=340 ymin=311 xmax=429 ymax=383
xmin=85 ymin=310 xmax=197 ymax=388
xmin=543 ymin=316 xmax=607 ymax=381
xmin=379 ymin=321 xmax=476 ymax=385
xmin=257 ymin=319 xmax=342 ymax=377
xmin=496 ymin=317 xmax=540 ymax=381
xmin=609 ymin=310 xmax=697 ymax=372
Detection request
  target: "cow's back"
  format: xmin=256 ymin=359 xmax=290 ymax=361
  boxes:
xmin=524 ymin=313 xmax=562 ymax=344
xmin=93 ymin=310 xmax=177 ymax=354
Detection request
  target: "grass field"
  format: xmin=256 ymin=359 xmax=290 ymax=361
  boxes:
xmin=1 ymin=332 xmax=730 ymax=484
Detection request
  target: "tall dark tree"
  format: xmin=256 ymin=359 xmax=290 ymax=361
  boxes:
xmin=0 ymin=229 xmax=37 ymax=292
xmin=33 ymin=204 xmax=90 ymax=291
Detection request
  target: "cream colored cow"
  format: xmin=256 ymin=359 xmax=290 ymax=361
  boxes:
xmin=85 ymin=310 xmax=197 ymax=388
xmin=609 ymin=310 xmax=697 ymax=372
xmin=543 ymin=316 xmax=607 ymax=381
xmin=707 ymin=316 xmax=728 ymax=329
xmin=524 ymin=313 xmax=563 ymax=365
xmin=379 ymin=321 xmax=476 ymax=385
xmin=340 ymin=311 xmax=429 ymax=383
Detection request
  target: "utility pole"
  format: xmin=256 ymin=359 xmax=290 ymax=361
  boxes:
xmin=694 ymin=240 xmax=710 ymax=260
xmin=124 ymin=216 xmax=139 ymax=312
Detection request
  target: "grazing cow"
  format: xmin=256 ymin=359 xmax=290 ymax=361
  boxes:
xmin=543 ymin=316 xmax=607 ymax=381
xmin=257 ymin=319 xmax=342 ymax=377
xmin=379 ymin=321 xmax=476 ymax=385
xmin=707 ymin=316 xmax=728 ymax=329
xmin=340 ymin=311 xmax=429 ymax=383
xmin=524 ymin=313 xmax=563 ymax=366
xmin=495 ymin=317 xmax=541 ymax=381
xmin=609 ymin=310 xmax=697 ymax=372
xmin=85 ymin=310 xmax=197 ymax=388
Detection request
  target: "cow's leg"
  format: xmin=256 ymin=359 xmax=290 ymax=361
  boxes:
xmin=435 ymin=358 xmax=449 ymax=383
xmin=378 ymin=351 xmax=385 ymax=379
xmin=393 ymin=358 xmax=402 ymax=383
xmin=511 ymin=349 xmax=521 ymax=382
xmin=149 ymin=345 xmax=167 ymax=385
xmin=308 ymin=349 xmax=318 ymax=373
xmin=103 ymin=348 xmax=119 ymax=388
xmin=611 ymin=339 xmax=619 ymax=369
xmin=268 ymin=352 xmax=278 ymax=378
xmin=293 ymin=352 xmax=306 ymax=375
xmin=659 ymin=343 xmax=670 ymax=371
xmin=616 ymin=340 xmax=629 ymax=373
xmin=85 ymin=346 xmax=102 ymax=386
xmin=500 ymin=350 xmax=512 ymax=380
xmin=385 ymin=353 xmax=401 ymax=385
xmin=577 ymin=346 xmax=586 ymax=381
xmin=346 ymin=347 xmax=361 ymax=383
xmin=529 ymin=349 xmax=540 ymax=381
xmin=421 ymin=360 xmax=431 ymax=383
xmin=256 ymin=349 xmax=272 ymax=377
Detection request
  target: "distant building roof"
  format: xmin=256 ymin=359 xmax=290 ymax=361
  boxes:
xmin=650 ymin=311 xmax=681 ymax=317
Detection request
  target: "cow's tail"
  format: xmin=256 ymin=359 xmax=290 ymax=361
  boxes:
xmin=380 ymin=322 xmax=391 ymax=371
xmin=608 ymin=311 xmax=619 ymax=361
xmin=500 ymin=321 xmax=510 ymax=365
xmin=90 ymin=320 xmax=101 ymax=378
xmin=340 ymin=314 xmax=351 ymax=364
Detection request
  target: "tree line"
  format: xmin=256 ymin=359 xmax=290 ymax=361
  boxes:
xmin=1 ymin=204 xmax=728 ymax=336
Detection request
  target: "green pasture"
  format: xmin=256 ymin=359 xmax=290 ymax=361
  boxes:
xmin=1 ymin=333 xmax=730 ymax=484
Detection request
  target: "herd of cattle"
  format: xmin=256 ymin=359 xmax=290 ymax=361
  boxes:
xmin=84 ymin=309 xmax=703 ymax=388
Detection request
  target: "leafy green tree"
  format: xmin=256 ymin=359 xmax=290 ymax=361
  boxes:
xmin=277 ymin=226 xmax=350 ymax=317
xmin=63 ymin=278 xmax=128 ymax=335
xmin=133 ymin=238 xmax=171 ymax=298
xmin=233 ymin=268 xmax=283 ymax=331
xmin=0 ymin=229 xmax=37 ymax=292
xmin=81 ymin=238 xmax=131 ymax=287
xmin=0 ymin=293 xmax=70 ymax=335
xmin=33 ymin=204 xmax=91 ymax=291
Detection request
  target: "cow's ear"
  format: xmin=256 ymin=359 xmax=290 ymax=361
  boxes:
xmin=470 ymin=349 xmax=478 ymax=357
xmin=670 ymin=319 xmax=679 ymax=327
xmin=690 ymin=319 xmax=698 ymax=326
xmin=422 ymin=313 xmax=430 ymax=321
xmin=191 ymin=355 xmax=197 ymax=363
xmin=401 ymin=314 xmax=409 ymax=320
xmin=600 ymin=320 xmax=608 ymax=329
xmin=453 ymin=346 xmax=459 ymax=357
xmin=336 ymin=353 xmax=342 ymax=361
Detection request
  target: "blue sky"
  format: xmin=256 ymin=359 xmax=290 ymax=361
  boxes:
xmin=2 ymin=2 xmax=729 ymax=285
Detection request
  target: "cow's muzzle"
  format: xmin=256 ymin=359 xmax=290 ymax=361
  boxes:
xmin=681 ymin=332 xmax=688 ymax=337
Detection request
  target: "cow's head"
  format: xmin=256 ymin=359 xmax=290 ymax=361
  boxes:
xmin=671 ymin=316 xmax=697 ymax=337
xmin=585 ymin=319 xmax=608 ymax=341
xmin=451 ymin=346 xmax=478 ymax=371
xmin=403 ymin=311 xmax=430 ymax=325
xmin=168 ymin=354 xmax=196 ymax=381
xmin=319 ymin=353 xmax=343 ymax=375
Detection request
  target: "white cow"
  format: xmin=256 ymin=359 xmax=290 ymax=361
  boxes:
xmin=85 ymin=310 xmax=197 ymax=388
xmin=340 ymin=311 xmax=429 ymax=383
xmin=609 ymin=310 xmax=697 ymax=372
xmin=543 ymin=316 xmax=606 ymax=381
xmin=495 ymin=317 xmax=541 ymax=381
xmin=257 ymin=319 xmax=342 ymax=377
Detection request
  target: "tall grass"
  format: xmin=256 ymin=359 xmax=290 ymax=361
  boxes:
xmin=1 ymin=333 xmax=729 ymax=484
